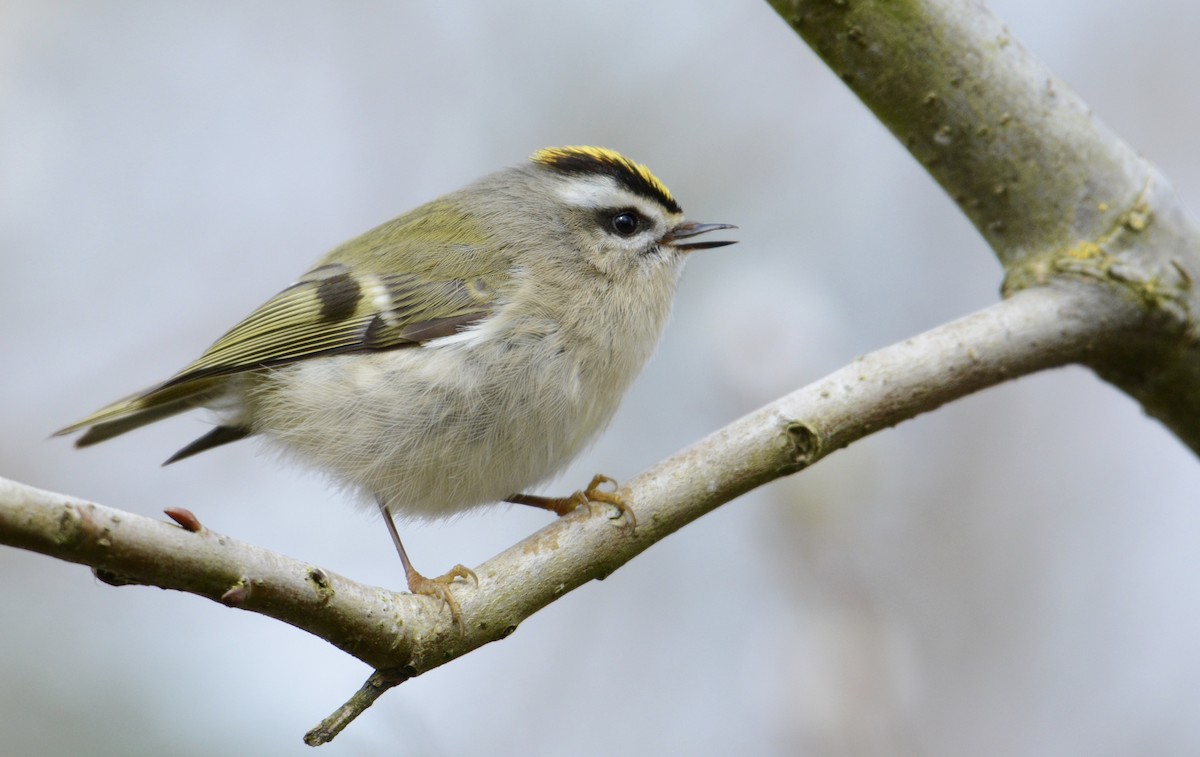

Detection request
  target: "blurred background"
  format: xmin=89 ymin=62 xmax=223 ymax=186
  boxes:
xmin=4 ymin=1 xmax=1200 ymax=755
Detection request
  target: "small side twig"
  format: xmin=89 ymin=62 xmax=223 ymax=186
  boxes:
xmin=304 ymin=668 xmax=411 ymax=746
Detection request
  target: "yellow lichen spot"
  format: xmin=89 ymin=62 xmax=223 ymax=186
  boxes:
xmin=1097 ymin=202 xmax=1110 ymax=212
xmin=1065 ymin=240 xmax=1102 ymax=260
xmin=1124 ymin=204 xmax=1151 ymax=232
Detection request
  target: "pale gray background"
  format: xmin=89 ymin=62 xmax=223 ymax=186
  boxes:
xmin=4 ymin=2 xmax=1200 ymax=755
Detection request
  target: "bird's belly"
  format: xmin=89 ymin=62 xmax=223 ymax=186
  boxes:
xmin=245 ymin=337 xmax=620 ymax=519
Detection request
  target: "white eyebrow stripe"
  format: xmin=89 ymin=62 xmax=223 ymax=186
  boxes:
xmin=554 ymin=175 xmax=660 ymax=213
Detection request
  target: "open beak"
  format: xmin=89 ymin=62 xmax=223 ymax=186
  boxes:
xmin=661 ymin=221 xmax=738 ymax=252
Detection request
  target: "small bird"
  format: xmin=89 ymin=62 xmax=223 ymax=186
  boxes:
xmin=56 ymin=146 xmax=736 ymax=625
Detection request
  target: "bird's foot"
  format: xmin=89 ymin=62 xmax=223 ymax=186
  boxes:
xmin=507 ymin=474 xmax=636 ymax=531
xmin=406 ymin=564 xmax=478 ymax=632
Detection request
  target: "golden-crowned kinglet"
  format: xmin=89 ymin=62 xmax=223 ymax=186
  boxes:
xmin=56 ymin=146 xmax=736 ymax=624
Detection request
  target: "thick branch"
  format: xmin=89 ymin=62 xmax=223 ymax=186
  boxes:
xmin=768 ymin=0 xmax=1200 ymax=453
xmin=0 ymin=283 xmax=1137 ymax=679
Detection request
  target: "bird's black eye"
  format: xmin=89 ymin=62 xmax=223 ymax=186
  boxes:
xmin=610 ymin=210 xmax=640 ymax=236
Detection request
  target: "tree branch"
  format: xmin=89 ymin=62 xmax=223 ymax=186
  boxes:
xmin=9 ymin=1 xmax=1198 ymax=745
xmin=767 ymin=0 xmax=1200 ymax=453
xmin=1 ymin=283 xmax=1134 ymax=742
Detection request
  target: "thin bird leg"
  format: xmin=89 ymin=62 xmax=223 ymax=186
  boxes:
xmin=376 ymin=500 xmax=477 ymax=631
xmin=505 ymin=474 xmax=636 ymax=530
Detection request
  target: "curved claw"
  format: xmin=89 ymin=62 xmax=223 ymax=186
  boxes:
xmin=407 ymin=564 xmax=477 ymax=633
xmin=581 ymin=474 xmax=637 ymax=532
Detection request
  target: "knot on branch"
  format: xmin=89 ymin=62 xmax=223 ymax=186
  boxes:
xmin=783 ymin=421 xmax=820 ymax=473
xmin=307 ymin=568 xmax=335 ymax=605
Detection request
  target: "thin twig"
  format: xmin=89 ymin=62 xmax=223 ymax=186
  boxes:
xmin=304 ymin=668 xmax=410 ymax=746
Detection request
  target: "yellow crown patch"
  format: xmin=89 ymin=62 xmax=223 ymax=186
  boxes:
xmin=530 ymin=146 xmax=681 ymax=214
